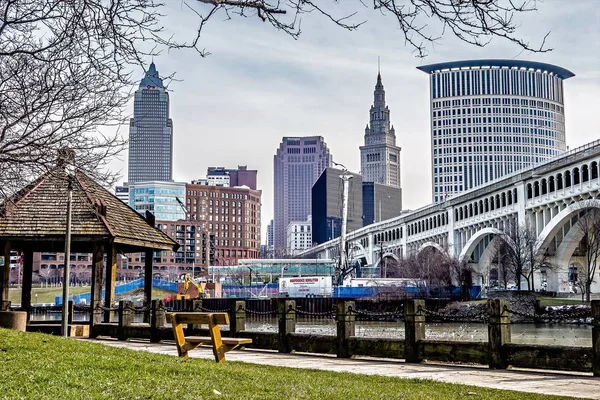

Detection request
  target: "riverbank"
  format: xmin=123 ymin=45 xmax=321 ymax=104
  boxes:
xmin=0 ymin=328 xmax=586 ymax=399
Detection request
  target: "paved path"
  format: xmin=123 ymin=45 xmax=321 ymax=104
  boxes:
xmin=86 ymin=338 xmax=598 ymax=399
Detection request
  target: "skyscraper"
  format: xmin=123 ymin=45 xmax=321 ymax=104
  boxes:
xmin=128 ymin=62 xmax=173 ymax=184
xmin=360 ymin=71 xmax=402 ymax=188
xmin=417 ymin=59 xmax=574 ymax=203
xmin=311 ymin=167 xmax=363 ymax=245
xmin=274 ymin=136 xmax=331 ymax=252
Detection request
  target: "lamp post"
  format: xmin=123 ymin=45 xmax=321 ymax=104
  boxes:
xmin=62 ymin=172 xmax=74 ymax=337
xmin=248 ymin=267 xmax=253 ymax=298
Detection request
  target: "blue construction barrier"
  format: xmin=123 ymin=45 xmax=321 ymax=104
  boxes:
xmin=55 ymin=279 xmax=178 ymax=305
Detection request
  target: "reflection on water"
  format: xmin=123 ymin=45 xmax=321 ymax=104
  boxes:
xmin=30 ymin=312 xmax=592 ymax=347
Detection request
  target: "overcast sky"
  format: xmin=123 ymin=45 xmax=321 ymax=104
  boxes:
xmin=109 ymin=1 xmax=600 ymax=241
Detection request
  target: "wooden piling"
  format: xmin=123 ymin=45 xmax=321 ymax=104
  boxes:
xmin=278 ymin=299 xmax=295 ymax=353
xmin=118 ymin=300 xmax=134 ymax=341
xmin=230 ymin=300 xmax=246 ymax=337
xmin=404 ymin=299 xmax=425 ymax=363
xmin=488 ymin=299 xmax=511 ymax=369
xmin=336 ymin=300 xmax=355 ymax=358
xmin=150 ymin=300 xmax=165 ymax=343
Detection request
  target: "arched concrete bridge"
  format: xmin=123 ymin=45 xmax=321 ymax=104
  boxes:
xmin=299 ymin=140 xmax=600 ymax=293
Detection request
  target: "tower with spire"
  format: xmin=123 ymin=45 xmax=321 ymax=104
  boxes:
xmin=128 ymin=62 xmax=173 ymax=184
xmin=359 ymin=67 xmax=402 ymax=189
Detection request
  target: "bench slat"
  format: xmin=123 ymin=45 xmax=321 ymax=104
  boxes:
xmin=186 ymin=336 xmax=252 ymax=345
xmin=166 ymin=312 xmax=229 ymax=325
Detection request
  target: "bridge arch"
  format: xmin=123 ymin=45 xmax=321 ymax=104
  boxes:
xmin=372 ymin=252 xmax=400 ymax=270
xmin=348 ymin=241 xmax=371 ymax=265
xmin=458 ymin=227 xmax=503 ymax=263
xmin=534 ymin=199 xmax=600 ymax=257
xmin=417 ymin=241 xmax=448 ymax=256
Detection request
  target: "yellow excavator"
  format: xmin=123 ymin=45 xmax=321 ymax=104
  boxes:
xmin=175 ymin=274 xmax=209 ymax=300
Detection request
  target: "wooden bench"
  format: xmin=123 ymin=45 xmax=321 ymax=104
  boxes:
xmin=166 ymin=312 xmax=252 ymax=363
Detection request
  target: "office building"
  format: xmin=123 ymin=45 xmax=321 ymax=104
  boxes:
xmin=267 ymin=219 xmax=274 ymax=248
xmin=128 ymin=62 xmax=173 ymax=184
xmin=273 ymin=136 xmax=332 ymax=252
xmin=204 ymin=166 xmax=258 ymax=190
xmin=185 ymin=182 xmax=262 ymax=265
xmin=206 ymin=167 xmax=230 ymax=187
xmin=286 ymin=216 xmax=312 ymax=255
xmin=362 ymin=182 xmax=403 ymax=226
xmin=115 ymin=183 xmax=129 ymax=204
xmin=359 ymin=72 xmax=402 ymax=188
xmin=227 ymin=165 xmax=258 ymax=190
xmin=311 ymin=167 xmax=363 ymax=245
xmin=417 ymin=59 xmax=574 ymax=202
xmin=128 ymin=181 xmax=186 ymax=221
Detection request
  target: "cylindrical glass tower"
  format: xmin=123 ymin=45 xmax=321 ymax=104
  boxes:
xmin=417 ymin=59 xmax=574 ymax=203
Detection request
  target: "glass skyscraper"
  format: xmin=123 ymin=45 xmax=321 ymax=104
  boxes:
xmin=128 ymin=62 xmax=173 ymax=184
xmin=273 ymin=136 xmax=332 ymax=253
xmin=417 ymin=59 xmax=574 ymax=203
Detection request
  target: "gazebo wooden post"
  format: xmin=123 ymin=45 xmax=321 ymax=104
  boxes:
xmin=144 ymin=211 xmax=156 ymax=324
xmin=0 ymin=241 xmax=10 ymax=310
xmin=144 ymin=249 xmax=153 ymax=323
xmin=104 ymin=243 xmax=117 ymax=323
xmin=21 ymin=249 xmax=34 ymax=322
xmin=90 ymin=243 xmax=105 ymax=333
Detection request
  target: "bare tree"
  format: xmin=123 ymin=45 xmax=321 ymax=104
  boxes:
xmin=572 ymin=203 xmax=600 ymax=302
xmin=1 ymin=1 xmax=550 ymax=199
xmin=493 ymin=239 xmax=514 ymax=289
xmin=193 ymin=0 xmax=551 ymax=58
xmin=493 ymin=220 xmax=549 ymax=291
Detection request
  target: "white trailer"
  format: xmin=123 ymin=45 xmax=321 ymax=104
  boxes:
xmin=279 ymin=276 xmax=332 ymax=297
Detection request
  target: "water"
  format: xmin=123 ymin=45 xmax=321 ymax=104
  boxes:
xmin=29 ymin=312 xmax=592 ymax=347
xmin=242 ymin=318 xmax=592 ymax=347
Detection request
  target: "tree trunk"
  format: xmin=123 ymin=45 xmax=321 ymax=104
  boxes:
xmin=587 ymin=282 xmax=592 ymax=303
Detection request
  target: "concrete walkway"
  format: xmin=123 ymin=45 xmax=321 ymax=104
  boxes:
xmin=86 ymin=338 xmax=598 ymax=399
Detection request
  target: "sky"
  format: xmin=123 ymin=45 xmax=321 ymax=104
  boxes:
xmin=108 ymin=0 xmax=600 ymax=242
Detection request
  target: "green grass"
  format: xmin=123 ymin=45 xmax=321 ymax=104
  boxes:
xmin=0 ymin=329 xmax=576 ymax=400
xmin=8 ymin=286 xmax=176 ymax=305
xmin=8 ymin=286 xmax=92 ymax=304
xmin=537 ymin=297 xmax=588 ymax=307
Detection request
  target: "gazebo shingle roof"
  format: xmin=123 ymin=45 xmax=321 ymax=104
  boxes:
xmin=0 ymin=168 xmax=178 ymax=252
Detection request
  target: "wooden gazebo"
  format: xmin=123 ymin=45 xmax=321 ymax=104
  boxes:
xmin=0 ymin=166 xmax=179 ymax=332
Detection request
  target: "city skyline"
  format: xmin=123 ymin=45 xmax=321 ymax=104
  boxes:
xmin=106 ymin=2 xmax=600 ymax=240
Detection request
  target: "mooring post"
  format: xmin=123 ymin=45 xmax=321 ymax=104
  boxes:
xmin=336 ymin=300 xmax=355 ymax=358
xmin=278 ymin=299 xmax=295 ymax=353
xmin=230 ymin=300 xmax=246 ymax=337
xmin=150 ymin=300 xmax=165 ymax=343
xmin=404 ymin=299 xmax=426 ymax=363
xmin=117 ymin=300 xmax=134 ymax=341
xmin=592 ymin=300 xmax=600 ymax=377
xmin=488 ymin=299 xmax=511 ymax=369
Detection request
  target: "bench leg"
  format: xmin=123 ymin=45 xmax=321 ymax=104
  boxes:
xmin=208 ymin=315 xmax=226 ymax=363
xmin=172 ymin=322 xmax=189 ymax=358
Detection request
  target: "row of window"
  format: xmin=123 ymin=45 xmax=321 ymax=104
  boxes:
xmin=431 ymin=68 xmax=564 ymax=102
xmin=526 ymin=162 xmax=599 ymax=199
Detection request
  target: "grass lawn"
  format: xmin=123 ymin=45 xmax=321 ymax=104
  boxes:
xmin=8 ymin=286 xmax=93 ymax=304
xmin=0 ymin=329 xmax=576 ymax=400
xmin=537 ymin=297 xmax=588 ymax=307
xmin=8 ymin=287 xmax=177 ymax=305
